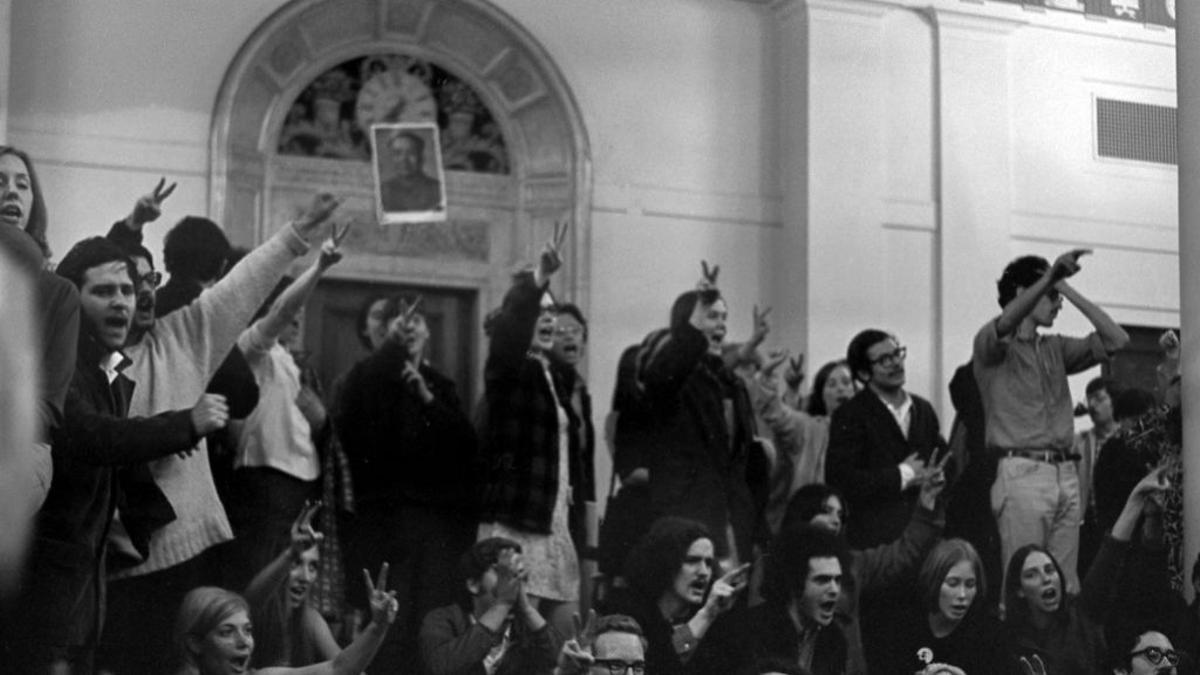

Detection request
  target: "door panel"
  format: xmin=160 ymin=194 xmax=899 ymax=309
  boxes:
xmin=305 ymin=279 xmax=477 ymax=408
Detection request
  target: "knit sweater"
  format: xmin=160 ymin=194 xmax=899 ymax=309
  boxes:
xmin=109 ymin=223 xmax=309 ymax=578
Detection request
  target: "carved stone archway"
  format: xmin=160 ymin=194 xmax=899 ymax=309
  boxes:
xmin=209 ymin=0 xmax=591 ymax=387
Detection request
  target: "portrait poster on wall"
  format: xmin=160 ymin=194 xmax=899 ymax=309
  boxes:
xmin=370 ymin=122 xmax=447 ymax=224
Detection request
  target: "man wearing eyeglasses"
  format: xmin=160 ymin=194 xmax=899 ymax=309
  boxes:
xmin=1107 ymin=628 xmax=1180 ymax=675
xmin=827 ymin=329 xmax=946 ymax=551
xmin=973 ymin=251 xmax=1129 ymax=598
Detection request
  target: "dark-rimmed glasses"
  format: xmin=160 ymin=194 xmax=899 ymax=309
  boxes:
xmin=592 ymin=659 xmax=646 ymax=675
xmin=1130 ymin=647 xmax=1180 ymax=667
xmin=869 ymin=346 xmax=907 ymax=367
xmin=139 ymin=271 xmax=163 ymax=288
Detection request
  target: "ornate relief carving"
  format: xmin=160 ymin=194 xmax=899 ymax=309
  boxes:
xmin=211 ymin=0 xmax=590 ymax=314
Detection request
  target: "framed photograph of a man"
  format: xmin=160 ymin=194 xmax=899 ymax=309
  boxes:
xmin=370 ymin=122 xmax=447 ymax=224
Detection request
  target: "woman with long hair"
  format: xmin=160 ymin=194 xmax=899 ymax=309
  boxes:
xmin=243 ymin=502 xmax=339 ymax=668
xmin=172 ymin=563 xmax=396 ymax=675
xmin=875 ymin=538 xmax=1008 ymax=674
xmin=1003 ymin=465 xmax=1170 ymax=674
xmin=0 ymin=145 xmax=79 ymax=510
xmin=755 ymin=355 xmax=856 ymax=533
xmin=477 ymin=223 xmax=583 ymax=637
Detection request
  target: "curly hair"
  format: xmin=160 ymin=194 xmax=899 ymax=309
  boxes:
xmin=623 ymin=517 xmax=712 ymax=602
xmin=996 ymin=255 xmax=1049 ymax=308
xmin=761 ymin=523 xmax=850 ymax=607
xmin=163 ymin=216 xmax=231 ymax=282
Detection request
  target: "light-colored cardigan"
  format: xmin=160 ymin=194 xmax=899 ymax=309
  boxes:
xmin=109 ymin=223 xmax=309 ymax=578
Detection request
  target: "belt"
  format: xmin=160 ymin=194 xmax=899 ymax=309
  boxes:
xmin=1000 ymin=449 xmax=1080 ymax=464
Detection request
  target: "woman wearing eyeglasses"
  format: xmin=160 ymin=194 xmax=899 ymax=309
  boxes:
xmin=1003 ymin=465 xmax=1171 ymax=675
xmin=1105 ymin=626 xmax=1182 ymax=675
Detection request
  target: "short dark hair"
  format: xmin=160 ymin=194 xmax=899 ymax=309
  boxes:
xmin=459 ymin=537 xmax=522 ymax=584
xmin=1003 ymin=544 xmax=1067 ymax=628
xmin=806 ymin=360 xmax=851 ymax=416
xmin=1085 ymin=376 xmax=1114 ymax=398
xmin=846 ymin=329 xmax=893 ymax=382
xmin=918 ymin=538 xmax=986 ymax=616
xmin=555 ymin=302 xmax=588 ymax=341
xmin=355 ymin=294 xmax=398 ymax=352
xmin=762 ymin=523 xmax=849 ymax=607
xmin=592 ymin=614 xmax=648 ymax=650
xmin=624 ymin=517 xmax=712 ymax=601
xmin=1105 ymin=623 xmax=1173 ymax=673
xmin=57 ymin=237 xmax=136 ymax=291
xmin=1113 ymin=387 xmax=1156 ymax=422
xmin=997 ymin=255 xmax=1049 ymax=308
xmin=163 ymin=216 xmax=231 ymax=282
xmin=0 ymin=146 xmax=50 ymax=258
xmin=669 ymin=288 xmax=721 ymax=331
xmin=780 ymin=483 xmax=847 ymax=537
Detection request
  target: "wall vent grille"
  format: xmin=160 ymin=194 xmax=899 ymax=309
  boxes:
xmin=1096 ymin=98 xmax=1177 ymax=166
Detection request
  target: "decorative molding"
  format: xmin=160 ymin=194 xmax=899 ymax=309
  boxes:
xmin=592 ymin=181 xmax=783 ymax=229
xmin=210 ymin=0 xmax=594 ymax=316
xmin=1010 ymin=209 xmax=1178 ymax=253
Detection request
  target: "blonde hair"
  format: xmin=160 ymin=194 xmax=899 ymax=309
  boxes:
xmin=174 ymin=587 xmax=250 ymax=665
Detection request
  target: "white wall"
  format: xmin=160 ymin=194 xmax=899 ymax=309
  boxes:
xmin=8 ymin=0 xmax=783 ymax=503
xmin=7 ymin=0 xmax=1178 ymax=491
xmin=795 ymin=0 xmax=1177 ymax=419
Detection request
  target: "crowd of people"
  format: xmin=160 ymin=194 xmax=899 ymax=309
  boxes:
xmin=0 ymin=141 xmax=1196 ymax=675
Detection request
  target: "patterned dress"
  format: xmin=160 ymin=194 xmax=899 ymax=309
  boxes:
xmin=478 ymin=360 xmax=581 ymax=602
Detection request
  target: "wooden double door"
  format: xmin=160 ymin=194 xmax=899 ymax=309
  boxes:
xmin=303 ymin=279 xmax=478 ymax=408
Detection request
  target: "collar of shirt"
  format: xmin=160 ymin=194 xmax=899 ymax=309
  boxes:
xmin=101 ymin=350 xmax=131 ymax=385
xmin=875 ymin=389 xmax=913 ymax=438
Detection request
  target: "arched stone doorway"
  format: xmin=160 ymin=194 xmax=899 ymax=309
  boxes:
xmin=209 ymin=0 xmax=591 ymax=396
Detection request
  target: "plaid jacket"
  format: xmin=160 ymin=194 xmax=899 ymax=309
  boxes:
xmin=478 ymin=272 xmax=562 ymax=534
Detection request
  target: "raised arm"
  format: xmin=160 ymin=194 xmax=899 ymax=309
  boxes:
xmin=855 ymin=458 xmax=948 ymax=595
xmin=105 ymin=177 xmax=176 ymax=245
xmin=1056 ymin=281 xmax=1130 ymax=353
xmin=484 ymin=223 xmax=565 ymax=383
xmin=245 ymin=502 xmax=323 ymax=608
xmin=1079 ymin=465 xmax=1170 ymax=619
xmin=267 ymin=563 xmax=398 ymax=675
xmin=247 ymin=224 xmax=348 ymax=347
xmin=994 ymin=249 xmax=1087 ymax=338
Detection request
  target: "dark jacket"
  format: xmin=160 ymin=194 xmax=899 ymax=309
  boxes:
xmin=478 ymin=272 xmax=563 ymax=534
xmin=0 ymin=224 xmax=79 ymax=439
xmin=1005 ymin=536 xmax=1127 ymax=675
xmin=419 ymin=603 xmax=559 ymax=675
xmin=747 ymin=602 xmax=848 ymax=675
xmin=335 ymin=339 xmax=477 ymax=510
xmin=826 ymin=388 xmax=945 ymax=549
xmin=637 ymin=323 xmax=766 ymax=559
xmin=19 ymin=333 xmax=196 ymax=648
xmin=606 ymin=589 xmax=738 ymax=675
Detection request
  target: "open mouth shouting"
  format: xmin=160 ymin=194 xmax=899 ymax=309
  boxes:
xmin=686 ymin=576 xmax=710 ymax=603
xmin=0 ymin=203 xmax=22 ymax=228
xmin=227 ymin=653 xmax=251 ymax=674
xmin=1039 ymin=585 xmax=1060 ymax=611
xmin=816 ymin=598 xmax=837 ymax=625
